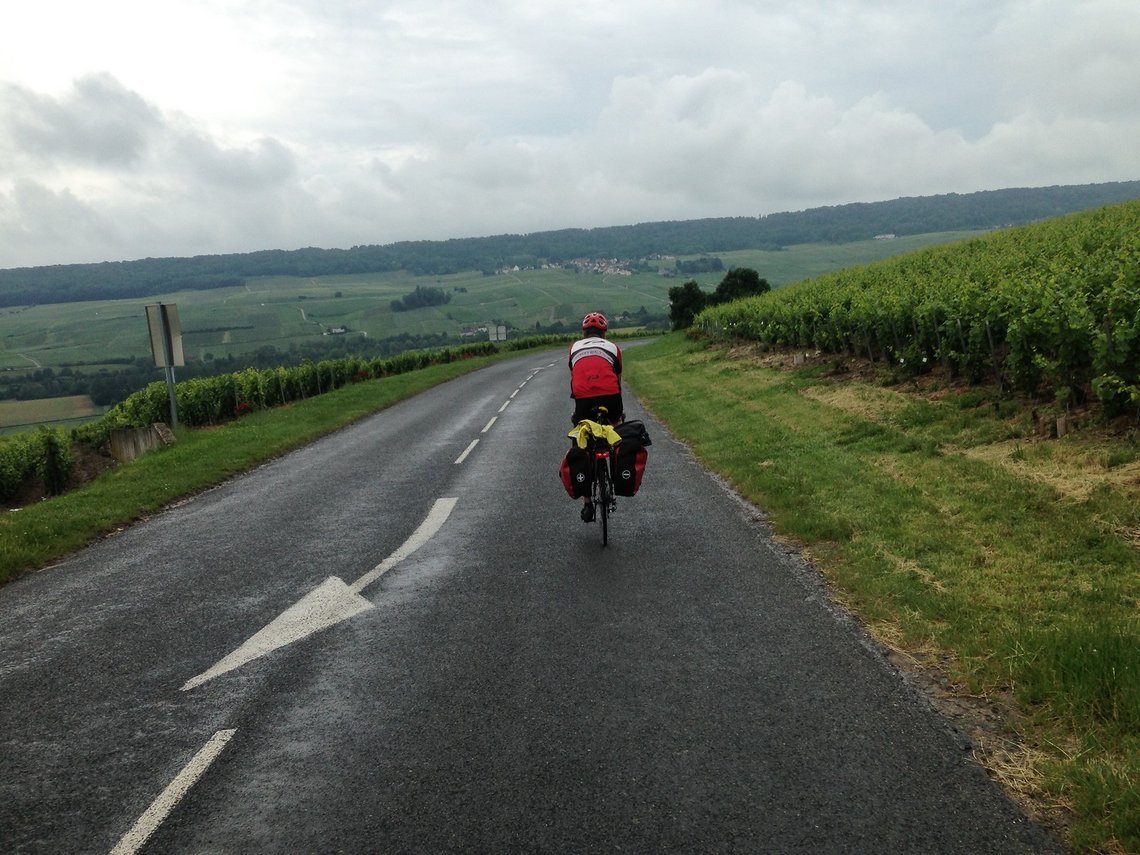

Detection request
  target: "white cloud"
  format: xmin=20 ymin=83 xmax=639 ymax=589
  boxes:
xmin=990 ymin=0 xmax=1140 ymax=120
xmin=1 ymin=0 xmax=1139 ymax=267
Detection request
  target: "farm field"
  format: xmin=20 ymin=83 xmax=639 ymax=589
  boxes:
xmin=0 ymin=395 xmax=101 ymax=433
xmin=0 ymin=231 xmax=984 ymax=375
xmin=714 ymin=230 xmax=987 ymax=285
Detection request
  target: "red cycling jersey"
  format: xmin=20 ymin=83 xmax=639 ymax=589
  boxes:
xmin=568 ymin=336 xmax=622 ymax=398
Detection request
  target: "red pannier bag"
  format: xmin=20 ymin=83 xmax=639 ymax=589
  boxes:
xmin=611 ymin=420 xmax=651 ymax=496
xmin=559 ymin=445 xmax=592 ymax=498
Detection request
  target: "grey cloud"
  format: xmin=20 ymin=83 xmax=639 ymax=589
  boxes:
xmin=0 ymin=179 xmax=121 ymax=266
xmin=3 ymin=0 xmax=1140 ymax=267
xmin=0 ymin=73 xmax=160 ymax=167
xmin=172 ymin=133 xmax=298 ymax=190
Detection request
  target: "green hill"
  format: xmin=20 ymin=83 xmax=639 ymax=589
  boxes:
xmin=2 ymin=180 xmax=1137 ymax=307
xmin=0 ymin=231 xmax=982 ymax=409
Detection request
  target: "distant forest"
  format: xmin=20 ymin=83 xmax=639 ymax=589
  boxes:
xmin=2 ymin=180 xmax=1138 ymax=308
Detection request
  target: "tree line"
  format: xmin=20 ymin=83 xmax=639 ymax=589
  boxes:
xmin=668 ymin=268 xmax=771 ymax=330
xmin=675 ymin=256 xmax=725 ymax=275
xmin=2 ymin=181 xmax=1138 ymax=307
xmin=390 ymin=285 xmax=451 ymax=312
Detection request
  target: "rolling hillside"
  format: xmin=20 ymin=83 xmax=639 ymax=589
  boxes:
xmin=1 ymin=180 xmax=1137 ymax=307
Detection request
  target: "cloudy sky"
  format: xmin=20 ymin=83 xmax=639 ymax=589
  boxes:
xmin=2 ymin=0 xmax=1139 ymax=269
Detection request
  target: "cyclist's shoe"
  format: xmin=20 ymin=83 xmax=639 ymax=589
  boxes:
xmin=581 ymin=503 xmax=595 ymax=522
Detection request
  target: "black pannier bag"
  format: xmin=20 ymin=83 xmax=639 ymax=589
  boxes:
xmin=560 ymin=445 xmax=592 ymax=498
xmin=611 ymin=420 xmax=651 ymax=496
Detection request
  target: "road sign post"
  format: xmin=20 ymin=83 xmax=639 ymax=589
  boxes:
xmin=145 ymin=303 xmax=184 ymax=429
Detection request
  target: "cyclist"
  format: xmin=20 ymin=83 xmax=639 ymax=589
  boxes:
xmin=569 ymin=311 xmax=623 ymax=426
xmin=569 ymin=311 xmax=623 ymax=522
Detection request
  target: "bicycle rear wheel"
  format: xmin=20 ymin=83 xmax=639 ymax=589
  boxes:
xmin=597 ymin=458 xmax=611 ymax=546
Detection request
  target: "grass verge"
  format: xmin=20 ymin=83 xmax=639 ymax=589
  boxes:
xmin=0 ymin=352 xmax=508 ymax=584
xmin=623 ymin=333 xmax=1139 ymax=855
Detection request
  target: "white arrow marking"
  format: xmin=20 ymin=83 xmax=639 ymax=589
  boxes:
xmin=349 ymin=497 xmax=457 ymax=593
xmin=181 ymin=577 xmax=371 ymax=691
xmin=182 ymin=498 xmax=458 ymax=691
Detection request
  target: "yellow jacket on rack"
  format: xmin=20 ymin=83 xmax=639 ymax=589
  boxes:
xmin=567 ymin=419 xmax=623 ymax=449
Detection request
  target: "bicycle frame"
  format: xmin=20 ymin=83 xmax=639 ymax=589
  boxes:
xmin=575 ymin=404 xmax=618 ymax=546
xmin=591 ymin=440 xmax=615 ymax=546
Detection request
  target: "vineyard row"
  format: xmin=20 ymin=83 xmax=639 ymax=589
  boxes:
xmin=694 ymin=201 xmax=1140 ymax=417
xmin=0 ymin=334 xmax=586 ymax=503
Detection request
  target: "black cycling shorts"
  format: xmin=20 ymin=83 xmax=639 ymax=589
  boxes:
xmin=572 ymin=393 xmax=624 ymax=425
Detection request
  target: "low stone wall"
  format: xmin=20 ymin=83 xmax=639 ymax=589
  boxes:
xmin=109 ymin=423 xmax=175 ymax=463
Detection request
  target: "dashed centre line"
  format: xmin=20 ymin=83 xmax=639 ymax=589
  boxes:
xmin=454 ymin=439 xmax=479 ymax=465
xmin=452 ymin=365 xmax=547 ymax=466
xmin=111 ymin=729 xmax=237 ymax=855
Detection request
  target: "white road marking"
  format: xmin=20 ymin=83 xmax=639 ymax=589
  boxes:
xmin=110 ymin=729 xmax=236 ymax=855
xmin=182 ymin=499 xmax=459 ymax=691
xmin=481 ymin=417 xmax=497 ymax=433
xmin=349 ymin=497 xmax=458 ymax=593
xmin=181 ymin=578 xmax=373 ymax=691
xmin=509 ymin=388 xmax=519 ymax=398
xmin=454 ymin=438 xmax=479 ymax=464
xmin=498 ymin=400 xmax=511 ymax=413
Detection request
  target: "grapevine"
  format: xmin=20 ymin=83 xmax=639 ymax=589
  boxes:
xmin=695 ymin=201 xmax=1140 ymax=416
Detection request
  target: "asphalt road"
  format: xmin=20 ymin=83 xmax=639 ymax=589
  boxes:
xmin=0 ymin=349 xmax=1062 ymax=853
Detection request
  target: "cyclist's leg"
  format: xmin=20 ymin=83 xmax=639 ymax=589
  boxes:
xmin=609 ymin=392 xmax=625 ymax=424
xmin=573 ymin=394 xmax=622 ymax=426
xmin=578 ymin=436 xmax=596 ymax=521
xmin=581 ymin=452 xmax=596 ymax=522
xmin=571 ymin=396 xmax=596 ymax=426
xmin=581 ymin=484 xmax=594 ymax=522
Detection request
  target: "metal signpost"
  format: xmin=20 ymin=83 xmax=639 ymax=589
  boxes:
xmin=145 ymin=303 xmax=184 ymax=429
